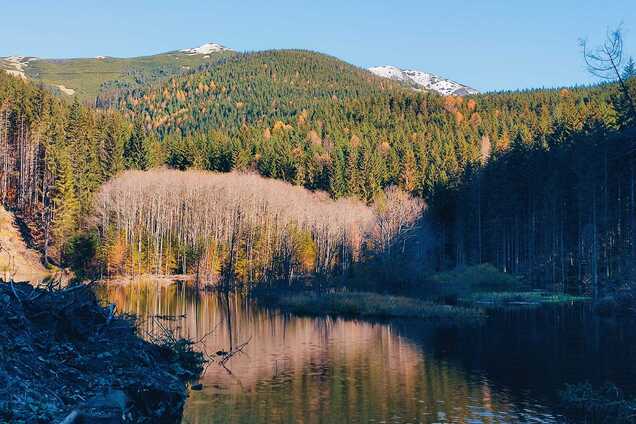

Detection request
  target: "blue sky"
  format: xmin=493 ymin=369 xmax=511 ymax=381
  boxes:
xmin=1 ymin=0 xmax=635 ymax=91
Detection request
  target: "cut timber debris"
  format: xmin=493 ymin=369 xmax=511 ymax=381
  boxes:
xmin=0 ymin=281 xmax=204 ymax=423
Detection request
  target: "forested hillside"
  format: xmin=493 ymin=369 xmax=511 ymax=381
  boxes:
xmin=119 ymin=50 xmax=404 ymax=136
xmin=118 ymin=50 xmax=626 ymax=203
xmin=439 ymin=84 xmax=636 ymax=295
xmin=2 ymin=47 xmax=636 ymax=297
xmin=118 ymin=50 xmax=487 ymax=201
xmin=113 ymin=49 xmax=636 ymax=294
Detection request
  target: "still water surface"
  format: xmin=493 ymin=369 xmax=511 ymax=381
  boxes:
xmin=97 ymin=283 xmax=636 ymax=424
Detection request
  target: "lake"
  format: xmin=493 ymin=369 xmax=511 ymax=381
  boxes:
xmin=97 ymin=282 xmax=636 ymax=423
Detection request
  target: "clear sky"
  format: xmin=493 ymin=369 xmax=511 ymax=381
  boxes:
xmin=2 ymin=0 xmax=635 ymax=92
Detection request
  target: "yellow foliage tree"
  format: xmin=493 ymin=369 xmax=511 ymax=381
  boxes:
xmin=292 ymin=228 xmax=317 ymax=273
xmin=106 ymin=231 xmax=127 ymax=276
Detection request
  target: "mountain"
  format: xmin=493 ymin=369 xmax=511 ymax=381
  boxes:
xmin=121 ymin=49 xmax=406 ymax=136
xmin=1 ymin=43 xmax=477 ymax=101
xmin=369 ymin=65 xmax=478 ymax=96
xmin=0 ymin=42 xmax=235 ymax=101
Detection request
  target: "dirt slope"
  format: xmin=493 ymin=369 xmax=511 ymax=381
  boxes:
xmin=0 ymin=205 xmax=49 ymax=282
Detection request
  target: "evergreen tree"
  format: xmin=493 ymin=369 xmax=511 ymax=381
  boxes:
xmin=124 ymin=120 xmax=149 ymax=170
xmin=52 ymin=149 xmax=79 ymax=249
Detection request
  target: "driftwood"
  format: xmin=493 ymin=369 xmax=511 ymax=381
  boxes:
xmin=218 ymin=336 xmax=252 ymax=367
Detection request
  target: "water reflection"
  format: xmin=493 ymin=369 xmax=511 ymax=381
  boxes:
xmin=98 ymin=282 xmax=562 ymax=423
xmin=396 ymin=303 xmax=636 ymax=410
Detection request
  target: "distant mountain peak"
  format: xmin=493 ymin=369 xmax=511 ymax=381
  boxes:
xmin=369 ymin=65 xmax=478 ymax=96
xmin=180 ymin=42 xmax=232 ymax=55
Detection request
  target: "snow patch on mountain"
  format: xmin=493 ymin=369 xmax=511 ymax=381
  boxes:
xmin=369 ymin=65 xmax=478 ymax=96
xmin=0 ymin=56 xmax=37 ymax=80
xmin=180 ymin=42 xmax=231 ymax=55
xmin=369 ymin=65 xmax=409 ymax=82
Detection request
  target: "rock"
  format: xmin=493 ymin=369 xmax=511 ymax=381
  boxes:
xmin=77 ymin=390 xmax=127 ymax=424
xmin=125 ymin=378 xmax=187 ymax=422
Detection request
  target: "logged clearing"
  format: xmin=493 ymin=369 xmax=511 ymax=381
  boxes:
xmin=0 ymin=282 xmax=204 ymax=423
xmin=0 ymin=206 xmax=49 ymax=282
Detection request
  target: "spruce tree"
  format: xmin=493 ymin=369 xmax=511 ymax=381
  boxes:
xmin=52 ymin=149 xmax=79 ymax=249
xmin=124 ymin=120 xmax=149 ymax=170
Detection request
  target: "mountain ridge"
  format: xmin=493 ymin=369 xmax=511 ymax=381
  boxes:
xmin=1 ymin=43 xmax=477 ymax=101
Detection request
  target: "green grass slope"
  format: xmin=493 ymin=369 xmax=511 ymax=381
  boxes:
xmin=0 ymin=49 xmax=235 ymax=102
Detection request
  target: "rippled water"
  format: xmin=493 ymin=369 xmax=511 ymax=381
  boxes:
xmin=97 ymin=283 xmax=636 ymax=424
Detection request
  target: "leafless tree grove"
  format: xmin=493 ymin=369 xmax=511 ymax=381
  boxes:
xmin=95 ymin=169 xmax=424 ymax=285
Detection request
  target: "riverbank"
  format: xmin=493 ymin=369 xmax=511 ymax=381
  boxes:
xmin=256 ymin=289 xmax=589 ymax=323
xmin=253 ymin=265 xmax=590 ymax=323
xmin=257 ymin=290 xmax=485 ymax=322
xmin=0 ymin=281 xmax=204 ymax=423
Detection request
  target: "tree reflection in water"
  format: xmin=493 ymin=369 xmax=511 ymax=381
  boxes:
xmin=98 ymin=281 xmax=563 ymax=424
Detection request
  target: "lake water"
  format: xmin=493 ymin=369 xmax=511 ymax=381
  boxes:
xmin=97 ymin=283 xmax=636 ymax=424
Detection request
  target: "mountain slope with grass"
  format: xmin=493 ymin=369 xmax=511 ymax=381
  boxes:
xmin=0 ymin=42 xmax=235 ymax=102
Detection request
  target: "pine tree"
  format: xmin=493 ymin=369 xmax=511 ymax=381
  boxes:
xmin=99 ymin=114 xmax=127 ymax=179
xmin=52 ymin=149 xmax=79 ymax=250
xmin=124 ymin=120 xmax=149 ymax=170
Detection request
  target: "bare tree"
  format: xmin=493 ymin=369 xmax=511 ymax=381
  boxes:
xmin=95 ymin=170 xmax=425 ymax=286
xmin=580 ymin=27 xmax=636 ymax=118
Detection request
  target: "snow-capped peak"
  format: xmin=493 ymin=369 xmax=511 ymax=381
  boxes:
xmin=369 ymin=65 xmax=478 ymax=96
xmin=368 ymin=65 xmax=409 ymax=82
xmin=180 ymin=42 xmax=231 ymax=55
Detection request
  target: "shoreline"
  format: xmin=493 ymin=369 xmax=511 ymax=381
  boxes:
xmin=100 ymin=274 xmax=196 ymax=286
xmin=96 ymin=275 xmax=593 ymax=320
